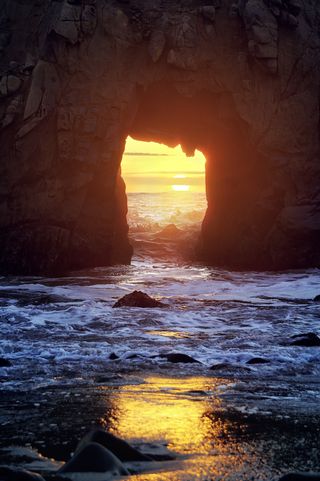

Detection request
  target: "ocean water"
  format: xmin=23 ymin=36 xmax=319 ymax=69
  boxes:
xmin=0 ymin=192 xmax=319 ymax=405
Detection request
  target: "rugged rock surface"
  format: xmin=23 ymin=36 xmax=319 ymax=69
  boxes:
xmin=0 ymin=0 xmax=319 ymax=273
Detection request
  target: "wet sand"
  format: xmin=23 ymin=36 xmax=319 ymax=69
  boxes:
xmin=1 ymin=372 xmax=320 ymax=480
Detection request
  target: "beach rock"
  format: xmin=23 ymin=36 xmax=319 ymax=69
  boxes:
xmin=75 ymin=428 xmax=151 ymax=462
xmin=109 ymin=352 xmax=119 ymax=360
xmin=247 ymin=357 xmax=270 ymax=364
xmin=0 ymin=467 xmax=45 ymax=481
xmin=161 ymin=353 xmax=201 ymax=364
xmin=279 ymin=474 xmax=320 ymax=480
xmin=289 ymin=333 xmax=320 ymax=347
xmin=210 ymin=363 xmax=251 ymax=372
xmin=155 ymin=224 xmax=183 ymax=239
xmin=313 ymin=295 xmax=320 ymax=302
xmin=59 ymin=442 xmax=129 ymax=475
xmin=113 ymin=291 xmax=166 ymax=308
xmin=0 ymin=357 xmax=12 ymax=367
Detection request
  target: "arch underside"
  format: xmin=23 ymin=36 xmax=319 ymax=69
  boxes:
xmin=0 ymin=0 xmax=319 ymax=274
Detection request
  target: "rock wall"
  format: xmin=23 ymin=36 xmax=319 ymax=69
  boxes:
xmin=0 ymin=0 xmax=319 ymax=274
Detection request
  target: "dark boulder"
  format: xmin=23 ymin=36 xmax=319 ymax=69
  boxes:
xmin=246 ymin=357 xmax=270 ymax=365
xmin=109 ymin=352 xmax=119 ymax=360
xmin=59 ymin=442 xmax=129 ymax=475
xmin=279 ymin=474 xmax=320 ymax=480
xmin=0 ymin=467 xmax=45 ymax=481
xmin=288 ymin=333 xmax=320 ymax=347
xmin=161 ymin=353 xmax=201 ymax=364
xmin=210 ymin=363 xmax=251 ymax=372
xmin=314 ymin=295 xmax=320 ymax=302
xmin=75 ymin=428 xmax=151 ymax=462
xmin=113 ymin=290 xmax=166 ymax=308
xmin=0 ymin=357 xmax=11 ymax=367
xmin=155 ymin=224 xmax=183 ymax=239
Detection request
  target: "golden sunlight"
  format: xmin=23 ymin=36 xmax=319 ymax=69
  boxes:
xmin=172 ymin=185 xmax=190 ymax=192
xmin=122 ymin=137 xmax=205 ymax=193
xmin=103 ymin=376 xmax=231 ymax=454
xmin=98 ymin=376 xmax=256 ymax=481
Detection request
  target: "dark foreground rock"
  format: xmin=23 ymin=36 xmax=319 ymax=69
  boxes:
xmin=58 ymin=442 xmax=129 ymax=476
xmin=161 ymin=353 xmax=201 ymax=364
xmin=0 ymin=467 xmax=45 ymax=481
xmin=314 ymin=295 xmax=320 ymax=302
xmin=279 ymin=473 xmax=320 ymax=480
xmin=75 ymin=428 xmax=151 ymax=462
xmin=113 ymin=291 xmax=166 ymax=308
xmin=288 ymin=333 xmax=320 ymax=347
xmin=0 ymin=357 xmax=11 ymax=367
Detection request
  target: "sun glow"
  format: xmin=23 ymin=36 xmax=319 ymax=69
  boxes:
xmin=102 ymin=376 xmax=229 ymax=454
xmin=122 ymin=137 xmax=205 ymax=193
xmin=172 ymin=184 xmax=190 ymax=192
xmin=98 ymin=376 xmax=257 ymax=480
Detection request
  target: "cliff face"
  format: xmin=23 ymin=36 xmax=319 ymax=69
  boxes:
xmin=0 ymin=0 xmax=319 ymax=274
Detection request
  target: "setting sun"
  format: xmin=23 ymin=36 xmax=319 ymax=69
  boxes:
xmin=122 ymin=137 xmax=205 ymax=193
xmin=172 ymin=184 xmax=190 ymax=191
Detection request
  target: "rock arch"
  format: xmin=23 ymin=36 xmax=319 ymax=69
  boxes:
xmin=0 ymin=0 xmax=319 ymax=274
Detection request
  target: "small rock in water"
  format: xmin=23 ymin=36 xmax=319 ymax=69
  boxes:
xmin=59 ymin=442 xmax=129 ymax=475
xmin=0 ymin=357 xmax=11 ymax=367
xmin=113 ymin=290 xmax=166 ymax=308
xmin=210 ymin=363 xmax=251 ymax=372
xmin=279 ymin=473 xmax=320 ymax=480
xmin=247 ymin=357 xmax=270 ymax=365
xmin=75 ymin=428 xmax=151 ymax=462
xmin=288 ymin=332 xmax=320 ymax=347
xmin=161 ymin=353 xmax=201 ymax=364
xmin=0 ymin=467 xmax=45 ymax=480
xmin=155 ymin=224 xmax=183 ymax=239
xmin=313 ymin=295 xmax=320 ymax=302
xmin=109 ymin=352 xmax=119 ymax=360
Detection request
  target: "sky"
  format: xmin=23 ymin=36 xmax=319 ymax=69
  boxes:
xmin=122 ymin=137 xmax=206 ymax=193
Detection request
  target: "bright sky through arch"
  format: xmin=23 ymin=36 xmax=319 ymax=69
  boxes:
xmin=122 ymin=136 xmax=206 ymax=193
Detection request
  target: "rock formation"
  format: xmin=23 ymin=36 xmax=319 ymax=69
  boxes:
xmin=0 ymin=0 xmax=319 ymax=273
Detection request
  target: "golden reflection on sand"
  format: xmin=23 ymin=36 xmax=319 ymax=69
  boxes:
xmin=104 ymin=376 xmax=231 ymax=454
xmin=98 ymin=377 xmax=271 ymax=480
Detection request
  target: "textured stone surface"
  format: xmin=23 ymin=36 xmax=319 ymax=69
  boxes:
xmin=0 ymin=0 xmax=319 ymax=274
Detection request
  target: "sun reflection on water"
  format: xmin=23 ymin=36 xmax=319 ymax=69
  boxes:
xmin=98 ymin=376 xmax=267 ymax=481
xmin=146 ymin=330 xmax=192 ymax=339
xmin=103 ymin=376 xmax=231 ymax=454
